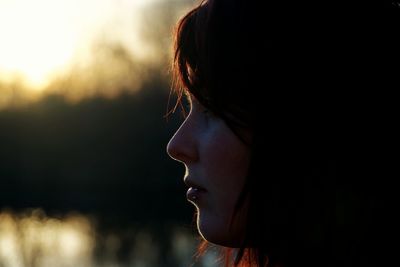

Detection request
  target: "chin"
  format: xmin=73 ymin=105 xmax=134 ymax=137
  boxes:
xmin=196 ymin=211 xmax=244 ymax=248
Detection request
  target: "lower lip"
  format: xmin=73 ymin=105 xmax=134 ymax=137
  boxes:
xmin=186 ymin=187 xmax=205 ymax=202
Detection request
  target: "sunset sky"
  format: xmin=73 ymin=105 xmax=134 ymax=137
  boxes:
xmin=0 ymin=0 xmax=189 ymax=108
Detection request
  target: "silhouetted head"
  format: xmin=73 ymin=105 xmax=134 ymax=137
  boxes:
xmin=168 ymin=1 xmax=397 ymax=266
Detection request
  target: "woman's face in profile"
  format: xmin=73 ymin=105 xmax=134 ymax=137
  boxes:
xmin=167 ymin=95 xmax=251 ymax=247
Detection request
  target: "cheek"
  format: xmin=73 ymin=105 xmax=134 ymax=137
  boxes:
xmin=195 ymin=123 xmax=251 ymax=245
xmin=204 ymin=132 xmax=250 ymax=190
xmin=197 ymin=182 xmax=250 ymax=247
xmin=201 ymin=129 xmax=250 ymax=214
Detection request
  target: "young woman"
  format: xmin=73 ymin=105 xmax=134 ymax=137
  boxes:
xmin=167 ymin=1 xmax=395 ymax=266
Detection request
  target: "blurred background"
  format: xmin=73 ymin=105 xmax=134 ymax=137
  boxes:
xmin=0 ymin=0 xmax=218 ymax=266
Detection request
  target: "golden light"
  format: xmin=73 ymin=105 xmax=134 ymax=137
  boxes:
xmin=0 ymin=0 xmax=190 ymax=110
xmin=0 ymin=0 xmax=85 ymax=89
xmin=0 ymin=0 xmax=159 ymax=91
xmin=0 ymin=210 xmax=95 ymax=267
xmin=0 ymin=212 xmax=24 ymax=267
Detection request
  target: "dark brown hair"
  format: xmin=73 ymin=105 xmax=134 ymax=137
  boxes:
xmin=172 ymin=0 xmax=260 ymax=133
xmin=171 ymin=1 xmax=396 ymax=266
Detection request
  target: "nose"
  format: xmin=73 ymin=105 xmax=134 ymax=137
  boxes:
xmin=166 ymin=120 xmax=198 ymax=164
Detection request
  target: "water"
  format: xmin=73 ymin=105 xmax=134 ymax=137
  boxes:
xmin=0 ymin=209 xmax=219 ymax=267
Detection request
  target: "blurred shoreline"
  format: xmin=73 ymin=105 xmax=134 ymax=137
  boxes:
xmin=0 ymin=208 xmax=208 ymax=267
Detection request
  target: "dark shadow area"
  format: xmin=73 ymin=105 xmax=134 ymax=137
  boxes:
xmin=0 ymin=77 xmax=192 ymax=227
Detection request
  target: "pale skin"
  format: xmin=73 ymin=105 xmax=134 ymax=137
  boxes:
xmin=167 ymin=94 xmax=252 ymax=247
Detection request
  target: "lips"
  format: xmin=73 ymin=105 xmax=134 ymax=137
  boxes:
xmin=184 ymin=179 xmax=207 ymax=192
xmin=184 ymin=179 xmax=207 ymax=202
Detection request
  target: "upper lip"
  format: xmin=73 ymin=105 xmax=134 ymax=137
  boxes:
xmin=184 ymin=178 xmax=207 ymax=191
